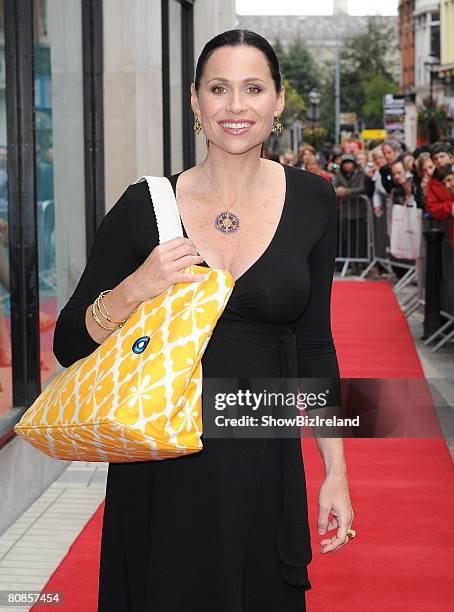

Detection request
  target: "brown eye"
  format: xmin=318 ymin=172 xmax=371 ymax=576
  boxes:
xmin=212 ymin=86 xmax=226 ymax=94
xmin=247 ymin=85 xmax=262 ymax=93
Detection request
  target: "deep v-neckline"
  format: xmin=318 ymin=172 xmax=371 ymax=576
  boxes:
xmin=168 ymin=162 xmax=289 ymax=283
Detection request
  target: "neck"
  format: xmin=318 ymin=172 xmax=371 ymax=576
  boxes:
xmin=200 ymin=143 xmax=263 ymax=200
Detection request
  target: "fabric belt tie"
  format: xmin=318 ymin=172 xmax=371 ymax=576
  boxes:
xmin=276 ymin=330 xmax=313 ymax=592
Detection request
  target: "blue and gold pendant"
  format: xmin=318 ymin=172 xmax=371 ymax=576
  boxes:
xmin=214 ymin=211 xmax=240 ymax=234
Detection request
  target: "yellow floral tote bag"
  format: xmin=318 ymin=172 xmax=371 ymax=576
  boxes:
xmin=14 ymin=176 xmax=235 ymax=462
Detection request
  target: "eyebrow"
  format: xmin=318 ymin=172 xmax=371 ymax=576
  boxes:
xmin=206 ymin=77 xmax=267 ymax=84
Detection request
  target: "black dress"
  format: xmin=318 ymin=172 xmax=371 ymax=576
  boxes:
xmin=53 ymin=163 xmax=341 ymax=612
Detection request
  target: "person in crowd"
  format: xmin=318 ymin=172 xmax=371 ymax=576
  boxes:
xmin=326 ymin=147 xmax=343 ymax=181
xmin=426 ymin=142 xmax=454 ymax=221
xmin=402 ymin=152 xmax=415 ymax=174
xmin=333 ymin=154 xmax=367 ymax=273
xmin=369 ymin=146 xmax=389 ymax=218
xmin=280 ymin=149 xmax=297 ymax=166
xmin=342 ymin=135 xmax=362 ymax=155
xmin=295 ymin=142 xmax=316 ymax=169
xmin=435 ymin=165 xmax=454 ymax=218
xmin=354 ymin=150 xmax=367 ymax=169
xmin=389 ymin=159 xmax=425 ymax=281
xmin=318 ymin=142 xmax=333 ymax=169
xmin=380 ymin=139 xmax=403 ymax=194
xmin=414 ymin=152 xmax=435 ymax=209
xmin=304 ymin=154 xmax=332 ymax=182
xmin=390 ymin=160 xmax=421 ymax=208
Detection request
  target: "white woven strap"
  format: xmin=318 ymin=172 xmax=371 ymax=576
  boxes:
xmin=133 ymin=176 xmax=183 ymax=244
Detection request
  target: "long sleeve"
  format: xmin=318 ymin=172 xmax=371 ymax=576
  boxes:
xmin=53 ymin=182 xmax=157 ymax=368
xmin=426 ymin=179 xmax=454 ymax=221
xmin=295 ymin=179 xmax=341 ymax=406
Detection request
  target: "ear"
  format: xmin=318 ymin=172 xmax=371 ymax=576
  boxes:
xmin=190 ymin=82 xmax=200 ymax=116
xmin=275 ymin=84 xmax=285 ymax=117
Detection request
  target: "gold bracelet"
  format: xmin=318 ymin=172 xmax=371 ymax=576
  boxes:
xmin=97 ymin=290 xmax=127 ymax=325
xmin=92 ymin=301 xmax=119 ymax=331
xmin=96 ymin=297 xmax=125 ymax=328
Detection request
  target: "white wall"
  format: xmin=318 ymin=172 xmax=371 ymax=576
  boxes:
xmin=193 ymin=0 xmax=236 ymax=163
xmin=102 ymin=0 xmax=236 ymax=210
xmin=103 ymin=0 xmax=163 ymax=211
xmin=413 ymin=1 xmax=440 ymax=99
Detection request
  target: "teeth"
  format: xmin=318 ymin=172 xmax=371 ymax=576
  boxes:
xmin=220 ymin=122 xmax=252 ymax=129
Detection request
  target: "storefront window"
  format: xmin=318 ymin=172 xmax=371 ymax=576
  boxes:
xmin=0 ymin=0 xmax=13 ymax=418
xmin=33 ymin=0 xmax=86 ymax=385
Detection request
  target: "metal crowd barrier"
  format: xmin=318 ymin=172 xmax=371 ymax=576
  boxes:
xmin=335 ymin=195 xmax=372 ymax=277
xmin=422 ymin=219 xmax=454 ymax=352
xmin=359 ymin=199 xmax=417 ymax=292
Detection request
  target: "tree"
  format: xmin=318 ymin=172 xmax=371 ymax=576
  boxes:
xmin=418 ymin=98 xmax=449 ymax=144
xmin=274 ymin=35 xmax=320 ymax=106
xmin=340 ymin=16 xmax=399 ymax=128
xmin=281 ymin=78 xmax=305 ymax=127
xmin=362 ymin=71 xmax=399 ymax=128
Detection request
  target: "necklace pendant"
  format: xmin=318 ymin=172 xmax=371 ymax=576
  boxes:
xmin=214 ymin=210 xmax=240 ymax=234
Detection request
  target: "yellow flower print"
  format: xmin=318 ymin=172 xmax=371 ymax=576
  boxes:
xmin=170 ymin=341 xmax=196 ymax=375
xmin=168 ymin=291 xmax=195 ymax=341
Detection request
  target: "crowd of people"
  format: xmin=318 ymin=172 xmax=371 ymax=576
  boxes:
xmin=270 ymin=139 xmax=454 ymax=278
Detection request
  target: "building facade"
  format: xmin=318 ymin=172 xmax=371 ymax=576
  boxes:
xmin=0 ymin=0 xmax=235 ymax=534
xmin=413 ymin=0 xmax=441 ymax=103
xmin=399 ymin=0 xmax=416 ymax=93
xmin=439 ymin=0 xmax=454 ymax=135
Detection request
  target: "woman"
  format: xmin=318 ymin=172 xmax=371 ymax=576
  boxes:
xmin=53 ymin=29 xmax=354 ymax=611
xmin=414 ymin=151 xmax=435 ymax=209
xmin=380 ymin=139 xmax=403 ymax=194
xmin=304 ymin=154 xmax=333 ymax=182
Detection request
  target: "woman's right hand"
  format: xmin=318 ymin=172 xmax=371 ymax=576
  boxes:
xmin=129 ymin=236 xmax=207 ymax=302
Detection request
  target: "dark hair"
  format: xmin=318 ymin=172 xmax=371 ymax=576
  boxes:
xmin=436 ymin=164 xmax=454 ymax=182
xmin=413 ymin=144 xmax=431 ymax=159
xmin=193 ymin=29 xmax=282 ymax=155
xmin=430 ymin=141 xmax=453 ymax=158
xmin=391 ymin=159 xmax=405 ymax=170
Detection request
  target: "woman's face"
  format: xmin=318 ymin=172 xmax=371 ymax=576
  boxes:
xmin=373 ymin=151 xmax=386 ymax=168
xmin=191 ymin=45 xmax=285 ymax=155
xmin=305 ymin=161 xmax=319 ymax=173
xmin=382 ymin=144 xmax=398 ymax=164
xmin=422 ymin=158 xmax=435 ymax=177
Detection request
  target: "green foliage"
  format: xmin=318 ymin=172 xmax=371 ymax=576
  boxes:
xmin=363 ymin=71 xmax=399 ymax=127
xmin=303 ymin=126 xmax=328 ymax=149
xmin=318 ymin=16 xmax=399 ymax=137
xmin=274 ymin=35 xmax=320 ymax=106
xmin=418 ymin=98 xmax=449 ymax=143
xmin=281 ymin=78 xmax=306 ymax=126
xmin=340 ymin=17 xmax=399 ymax=127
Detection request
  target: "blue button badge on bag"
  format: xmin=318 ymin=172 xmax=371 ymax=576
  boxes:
xmin=132 ymin=336 xmax=150 ymax=354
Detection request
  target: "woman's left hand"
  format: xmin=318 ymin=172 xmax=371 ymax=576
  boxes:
xmin=317 ymin=472 xmax=354 ymax=555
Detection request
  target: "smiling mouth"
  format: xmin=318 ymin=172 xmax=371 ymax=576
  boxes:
xmin=218 ymin=121 xmax=255 ymax=134
xmin=219 ymin=121 xmax=254 ymax=130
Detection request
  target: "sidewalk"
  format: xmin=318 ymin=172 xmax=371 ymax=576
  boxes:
xmin=0 ymin=464 xmax=107 ymax=611
xmin=0 ymin=277 xmax=452 ymax=610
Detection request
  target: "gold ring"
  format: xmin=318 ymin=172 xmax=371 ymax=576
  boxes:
xmin=347 ymin=528 xmax=356 ymax=540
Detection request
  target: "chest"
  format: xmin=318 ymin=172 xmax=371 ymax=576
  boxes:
xmin=176 ymin=176 xmax=287 ymax=281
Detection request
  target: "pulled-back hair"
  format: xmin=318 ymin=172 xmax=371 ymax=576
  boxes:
xmin=194 ymin=29 xmax=282 ymax=94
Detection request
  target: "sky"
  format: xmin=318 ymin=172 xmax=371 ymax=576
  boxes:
xmin=236 ymin=0 xmax=398 ymax=16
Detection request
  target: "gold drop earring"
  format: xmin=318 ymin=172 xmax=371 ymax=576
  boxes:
xmin=194 ymin=114 xmax=202 ymax=135
xmin=272 ymin=115 xmax=283 ymax=136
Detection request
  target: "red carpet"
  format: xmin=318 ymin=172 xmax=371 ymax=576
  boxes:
xmin=33 ymin=281 xmax=454 ymax=611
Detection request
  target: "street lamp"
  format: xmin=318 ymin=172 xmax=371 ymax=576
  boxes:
xmin=307 ymin=89 xmax=321 ymax=149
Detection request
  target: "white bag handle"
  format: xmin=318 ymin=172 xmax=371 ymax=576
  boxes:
xmin=133 ymin=176 xmax=183 ymax=244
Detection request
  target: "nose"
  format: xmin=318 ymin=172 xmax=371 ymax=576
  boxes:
xmin=225 ymin=88 xmax=248 ymax=115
